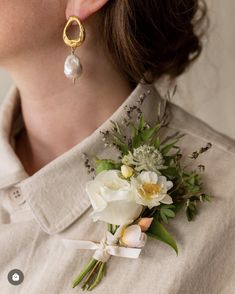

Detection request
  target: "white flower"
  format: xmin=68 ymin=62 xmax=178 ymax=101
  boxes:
xmin=85 ymin=170 xmax=143 ymax=225
xmin=122 ymin=144 xmax=166 ymax=174
xmin=131 ymin=171 xmax=173 ymax=209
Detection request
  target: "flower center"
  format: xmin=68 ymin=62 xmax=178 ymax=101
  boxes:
xmin=138 ymin=183 xmax=162 ymax=200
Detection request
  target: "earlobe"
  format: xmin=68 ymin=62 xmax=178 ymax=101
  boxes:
xmin=66 ymin=0 xmax=109 ymax=21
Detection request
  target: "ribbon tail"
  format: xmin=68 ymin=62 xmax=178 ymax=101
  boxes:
xmin=62 ymin=239 xmax=99 ymax=251
xmin=107 ymin=246 xmax=142 ymax=259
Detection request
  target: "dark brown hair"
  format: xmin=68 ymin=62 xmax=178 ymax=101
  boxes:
xmin=101 ymin=0 xmax=208 ymax=85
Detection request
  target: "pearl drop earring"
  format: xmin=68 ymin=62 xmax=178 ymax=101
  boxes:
xmin=63 ymin=16 xmax=86 ymax=83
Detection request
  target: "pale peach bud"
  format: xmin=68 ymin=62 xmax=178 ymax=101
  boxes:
xmin=120 ymin=224 xmax=147 ymax=248
xmin=121 ymin=165 xmax=134 ymax=178
xmin=138 ymin=217 xmax=153 ymax=232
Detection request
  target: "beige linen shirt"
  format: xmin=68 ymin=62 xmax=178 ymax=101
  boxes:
xmin=0 ymin=82 xmax=235 ymax=294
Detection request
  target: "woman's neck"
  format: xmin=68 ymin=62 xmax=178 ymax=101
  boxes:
xmin=6 ymin=25 xmax=134 ymax=175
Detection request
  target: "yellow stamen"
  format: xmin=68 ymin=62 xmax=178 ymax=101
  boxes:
xmin=138 ymin=183 xmax=161 ymax=200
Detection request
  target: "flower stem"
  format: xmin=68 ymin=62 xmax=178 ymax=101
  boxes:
xmin=72 ymin=258 xmax=97 ymax=288
xmin=87 ymin=262 xmax=106 ymax=291
xmin=81 ymin=260 xmax=101 ymax=290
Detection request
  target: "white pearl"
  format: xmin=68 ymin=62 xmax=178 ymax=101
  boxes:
xmin=64 ymin=53 xmax=82 ymax=80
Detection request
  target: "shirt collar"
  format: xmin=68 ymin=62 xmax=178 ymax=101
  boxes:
xmin=0 ymin=81 xmax=163 ymax=234
xmin=0 ymin=85 xmax=29 ymax=188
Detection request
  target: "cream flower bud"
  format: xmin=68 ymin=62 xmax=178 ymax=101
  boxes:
xmin=121 ymin=165 xmax=134 ymax=178
xmin=120 ymin=224 xmax=147 ymax=248
xmin=137 ymin=217 xmax=153 ymax=232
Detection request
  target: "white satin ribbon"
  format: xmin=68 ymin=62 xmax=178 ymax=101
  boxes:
xmin=62 ymin=226 xmax=142 ymax=262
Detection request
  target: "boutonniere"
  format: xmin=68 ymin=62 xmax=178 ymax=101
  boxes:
xmin=62 ymin=87 xmax=213 ymax=291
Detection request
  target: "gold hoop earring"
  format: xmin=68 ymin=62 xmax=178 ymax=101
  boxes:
xmin=63 ymin=16 xmax=86 ymax=83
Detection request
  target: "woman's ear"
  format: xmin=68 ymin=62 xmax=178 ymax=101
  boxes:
xmin=66 ymin=0 xmax=109 ymax=21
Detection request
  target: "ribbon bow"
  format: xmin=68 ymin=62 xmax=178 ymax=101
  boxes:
xmin=62 ymin=226 xmax=142 ymax=262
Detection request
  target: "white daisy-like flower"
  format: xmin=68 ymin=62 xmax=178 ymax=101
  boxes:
xmin=122 ymin=144 xmax=166 ymax=174
xmin=131 ymin=171 xmax=173 ymax=209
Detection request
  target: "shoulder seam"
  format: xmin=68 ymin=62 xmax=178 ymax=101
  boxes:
xmin=168 ymin=103 xmax=235 ymax=156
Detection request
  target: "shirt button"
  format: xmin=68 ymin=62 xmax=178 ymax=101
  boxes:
xmin=8 ymin=187 xmax=26 ymax=206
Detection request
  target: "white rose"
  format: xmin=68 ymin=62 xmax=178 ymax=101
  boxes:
xmin=85 ymin=170 xmax=143 ymax=225
xmin=131 ymin=171 xmax=173 ymax=209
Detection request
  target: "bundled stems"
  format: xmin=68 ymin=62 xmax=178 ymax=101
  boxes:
xmin=72 ymin=224 xmax=113 ymax=291
xmin=72 ymin=258 xmax=106 ymax=291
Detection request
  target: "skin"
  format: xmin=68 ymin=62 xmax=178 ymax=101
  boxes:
xmin=0 ymin=0 xmax=134 ymax=176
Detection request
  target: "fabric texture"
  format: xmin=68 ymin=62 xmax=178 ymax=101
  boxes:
xmin=0 ymin=81 xmax=235 ymax=294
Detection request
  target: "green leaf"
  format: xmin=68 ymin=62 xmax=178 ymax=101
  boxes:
xmin=147 ymin=218 xmax=178 ymax=255
xmin=188 ymin=176 xmax=195 ymax=185
xmin=110 ymin=120 xmax=122 ymax=135
xmin=132 ymin=133 xmax=142 ymax=149
xmin=201 ymin=194 xmax=212 ymax=202
xmin=163 ymin=208 xmax=176 ymax=218
xmin=188 ymin=185 xmax=201 ymax=193
xmin=161 ymin=166 xmax=180 ymax=178
xmin=172 ymin=202 xmax=184 ymax=214
xmin=186 ymin=208 xmax=194 ymax=221
xmin=160 ymin=204 xmax=176 ymax=209
xmin=153 ymin=137 xmax=161 ymax=149
xmin=95 ymin=159 xmax=121 ymax=174
xmin=160 ymin=210 xmax=168 ymax=224
xmin=129 ymin=122 xmax=138 ymax=136
xmin=186 ymin=202 xmax=198 ymax=221
xmin=141 ymin=124 xmax=161 ymax=142
xmin=163 ymin=155 xmax=174 ymax=166
xmin=131 ymin=121 xmax=161 ymax=149
xmin=111 ymin=135 xmax=129 ymax=155
xmin=159 ymin=207 xmax=176 ymax=224
xmin=138 ymin=115 xmax=145 ymax=131
xmin=161 ymin=140 xmax=179 ymax=155
xmin=188 ymin=203 xmax=196 ymax=211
